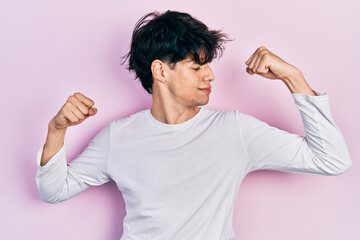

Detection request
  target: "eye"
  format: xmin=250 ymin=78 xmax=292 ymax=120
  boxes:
xmin=193 ymin=67 xmax=200 ymax=71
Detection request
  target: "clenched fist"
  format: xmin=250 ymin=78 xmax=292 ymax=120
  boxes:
xmin=245 ymin=46 xmax=315 ymax=96
xmin=50 ymin=92 xmax=97 ymax=130
xmin=245 ymin=46 xmax=300 ymax=81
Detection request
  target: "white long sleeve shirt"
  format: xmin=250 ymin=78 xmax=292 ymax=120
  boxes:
xmin=36 ymin=90 xmax=352 ymax=240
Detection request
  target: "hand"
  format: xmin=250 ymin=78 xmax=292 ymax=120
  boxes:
xmin=50 ymin=92 xmax=97 ymax=130
xmin=245 ymin=46 xmax=300 ymax=81
xmin=245 ymin=46 xmax=316 ymax=96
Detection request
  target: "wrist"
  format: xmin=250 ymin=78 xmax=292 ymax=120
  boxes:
xmin=281 ymin=66 xmax=302 ymax=82
xmin=48 ymin=118 xmax=67 ymax=134
xmin=41 ymin=120 xmax=67 ymax=166
xmin=282 ymin=69 xmax=316 ymax=96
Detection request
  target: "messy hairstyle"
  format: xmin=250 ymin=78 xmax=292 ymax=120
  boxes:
xmin=122 ymin=10 xmax=230 ymax=94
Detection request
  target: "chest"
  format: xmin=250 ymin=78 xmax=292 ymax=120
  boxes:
xmin=108 ymin=126 xmax=246 ymax=194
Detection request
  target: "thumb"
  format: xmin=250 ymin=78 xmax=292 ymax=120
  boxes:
xmin=88 ymin=107 xmax=98 ymax=116
xmin=257 ymin=71 xmax=278 ymax=79
xmin=246 ymin=67 xmax=255 ymax=75
xmin=246 ymin=66 xmax=276 ymax=79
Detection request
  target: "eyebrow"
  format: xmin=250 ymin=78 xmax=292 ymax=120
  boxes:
xmin=185 ymin=58 xmax=206 ymax=66
xmin=189 ymin=63 xmax=201 ymax=68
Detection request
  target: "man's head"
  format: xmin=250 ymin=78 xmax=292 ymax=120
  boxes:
xmin=123 ymin=10 xmax=229 ymax=96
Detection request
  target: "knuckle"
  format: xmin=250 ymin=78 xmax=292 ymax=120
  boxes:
xmin=69 ymin=115 xmax=78 ymax=122
xmin=262 ymin=52 xmax=270 ymax=59
xmin=68 ymin=95 xmax=75 ymax=102
xmin=78 ymin=113 xmax=85 ymax=119
xmin=64 ymin=101 xmax=72 ymax=108
xmin=61 ymin=105 xmax=69 ymax=113
xmin=81 ymin=107 xmax=89 ymax=115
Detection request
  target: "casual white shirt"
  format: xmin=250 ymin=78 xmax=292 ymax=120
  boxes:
xmin=36 ymin=90 xmax=351 ymax=240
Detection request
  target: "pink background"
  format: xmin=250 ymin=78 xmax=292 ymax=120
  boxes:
xmin=1 ymin=0 xmax=359 ymax=239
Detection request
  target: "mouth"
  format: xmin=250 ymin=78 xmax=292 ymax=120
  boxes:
xmin=199 ymin=87 xmax=212 ymax=94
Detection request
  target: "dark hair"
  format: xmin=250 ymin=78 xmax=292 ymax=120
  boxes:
xmin=122 ymin=10 xmax=230 ymax=94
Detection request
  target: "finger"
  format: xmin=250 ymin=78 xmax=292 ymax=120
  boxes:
xmin=245 ymin=54 xmax=254 ymax=66
xmin=74 ymin=92 xmax=95 ymax=108
xmin=253 ymin=53 xmax=268 ymax=74
xmin=245 ymin=49 xmax=258 ymax=66
xmin=88 ymin=107 xmax=97 ymax=116
xmin=253 ymin=51 xmax=267 ymax=73
xmin=246 ymin=67 xmax=254 ymax=75
xmin=248 ymin=52 xmax=259 ymax=70
xmin=63 ymin=102 xmax=85 ymax=121
xmin=63 ymin=110 xmax=79 ymax=123
xmin=68 ymin=95 xmax=89 ymax=115
xmin=256 ymin=59 xmax=277 ymax=79
xmin=257 ymin=70 xmax=277 ymax=79
xmin=70 ymin=107 xmax=86 ymax=121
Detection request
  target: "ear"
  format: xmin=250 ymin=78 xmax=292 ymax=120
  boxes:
xmin=151 ymin=59 xmax=168 ymax=84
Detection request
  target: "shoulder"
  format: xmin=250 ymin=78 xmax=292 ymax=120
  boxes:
xmin=109 ymin=109 xmax=147 ymax=131
xmin=200 ymin=108 xmax=244 ymax=125
xmin=202 ymin=108 xmax=266 ymax=128
xmin=201 ymin=107 xmax=241 ymax=120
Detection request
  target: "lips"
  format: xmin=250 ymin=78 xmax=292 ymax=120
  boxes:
xmin=199 ymin=87 xmax=212 ymax=93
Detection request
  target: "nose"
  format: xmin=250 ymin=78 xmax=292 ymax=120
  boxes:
xmin=203 ymin=64 xmax=215 ymax=82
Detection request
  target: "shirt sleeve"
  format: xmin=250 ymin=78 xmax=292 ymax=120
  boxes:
xmin=35 ymin=122 xmax=112 ymax=203
xmin=237 ymin=90 xmax=352 ymax=176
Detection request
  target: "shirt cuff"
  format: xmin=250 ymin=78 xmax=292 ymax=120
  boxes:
xmin=291 ymin=89 xmax=328 ymax=101
xmin=313 ymin=90 xmax=326 ymax=96
xmin=36 ymin=144 xmax=66 ymax=170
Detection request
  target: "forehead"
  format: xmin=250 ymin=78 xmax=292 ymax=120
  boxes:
xmin=175 ymin=58 xmax=201 ymax=70
xmin=184 ymin=58 xmax=198 ymax=64
xmin=182 ymin=53 xmax=207 ymax=65
xmin=171 ymin=50 xmax=208 ymax=69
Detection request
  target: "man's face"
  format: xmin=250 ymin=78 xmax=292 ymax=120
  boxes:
xmin=165 ymin=57 xmax=215 ymax=107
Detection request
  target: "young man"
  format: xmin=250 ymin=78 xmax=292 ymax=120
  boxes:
xmin=36 ymin=10 xmax=352 ymax=240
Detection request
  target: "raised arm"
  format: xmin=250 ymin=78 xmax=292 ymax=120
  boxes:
xmin=41 ymin=92 xmax=97 ymax=166
xmin=241 ymin=46 xmax=352 ymax=175
xmin=36 ymin=93 xmax=111 ymax=204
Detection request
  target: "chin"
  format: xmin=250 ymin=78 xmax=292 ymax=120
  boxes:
xmin=196 ymin=98 xmax=209 ymax=106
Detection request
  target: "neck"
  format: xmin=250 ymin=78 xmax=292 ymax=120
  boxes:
xmin=150 ymin=85 xmax=200 ymax=125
